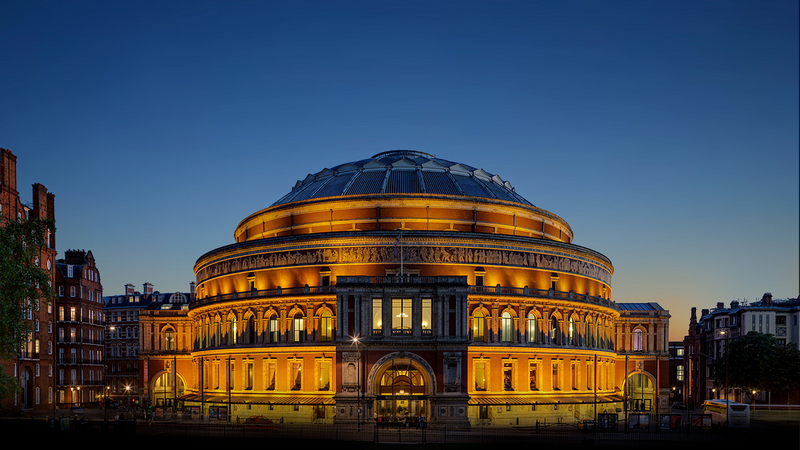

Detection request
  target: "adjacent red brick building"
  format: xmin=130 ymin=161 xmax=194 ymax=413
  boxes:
xmin=1 ymin=148 xmax=58 ymax=411
xmin=54 ymin=250 xmax=104 ymax=409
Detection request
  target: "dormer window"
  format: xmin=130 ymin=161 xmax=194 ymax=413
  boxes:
xmin=319 ymin=268 xmax=331 ymax=287
xmin=474 ymin=267 xmax=485 ymax=287
xmin=550 ymin=273 xmax=559 ymax=291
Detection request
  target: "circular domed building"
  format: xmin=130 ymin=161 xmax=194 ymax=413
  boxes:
xmin=139 ymin=150 xmax=670 ymax=428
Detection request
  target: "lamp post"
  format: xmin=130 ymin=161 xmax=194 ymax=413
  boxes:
xmin=352 ymin=336 xmax=362 ymax=431
xmin=720 ymin=330 xmax=730 ymax=425
xmin=125 ymin=385 xmax=131 ymax=413
xmin=103 ymin=385 xmax=110 ymax=422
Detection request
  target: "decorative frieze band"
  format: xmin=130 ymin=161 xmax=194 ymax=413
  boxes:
xmin=196 ymin=243 xmax=612 ymax=286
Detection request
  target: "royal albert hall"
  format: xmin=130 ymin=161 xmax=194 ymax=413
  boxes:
xmin=139 ymin=150 xmax=670 ymax=427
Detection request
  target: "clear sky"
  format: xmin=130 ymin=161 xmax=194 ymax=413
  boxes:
xmin=2 ymin=1 xmax=797 ymax=341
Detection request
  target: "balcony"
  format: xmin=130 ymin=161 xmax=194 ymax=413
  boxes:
xmin=337 ymin=276 xmax=468 ymax=285
xmin=469 ymin=285 xmax=616 ymax=309
xmin=191 ymin=285 xmax=335 ymax=309
xmin=188 ymin=281 xmax=615 ymax=310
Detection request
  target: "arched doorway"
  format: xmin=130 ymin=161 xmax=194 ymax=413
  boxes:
xmin=151 ymin=371 xmax=185 ymax=407
xmin=372 ymin=356 xmax=433 ymax=424
xmin=626 ymin=372 xmax=656 ymax=412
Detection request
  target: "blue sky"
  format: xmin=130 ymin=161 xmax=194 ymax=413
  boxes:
xmin=2 ymin=1 xmax=797 ymax=340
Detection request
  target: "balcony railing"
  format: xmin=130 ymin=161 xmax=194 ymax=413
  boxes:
xmin=191 ymin=285 xmax=335 ymax=309
xmin=190 ymin=282 xmax=615 ymax=309
xmin=469 ymin=285 xmax=616 ymax=309
xmin=337 ymin=276 xmax=468 ymax=285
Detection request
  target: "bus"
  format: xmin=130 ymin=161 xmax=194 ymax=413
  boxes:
xmin=702 ymin=399 xmax=750 ymax=428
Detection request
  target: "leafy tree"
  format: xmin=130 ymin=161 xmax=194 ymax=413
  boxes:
xmin=767 ymin=343 xmax=800 ymax=393
xmin=0 ymin=218 xmax=56 ymax=401
xmin=712 ymin=331 xmax=800 ymax=395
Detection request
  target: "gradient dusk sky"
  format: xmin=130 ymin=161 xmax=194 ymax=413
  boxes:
xmin=1 ymin=1 xmax=797 ymax=340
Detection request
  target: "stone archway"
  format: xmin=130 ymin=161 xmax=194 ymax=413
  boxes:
xmin=368 ymin=352 xmax=436 ymax=423
xmin=625 ymin=371 xmax=657 ymax=412
xmin=150 ymin=370 xmax=185 ymax=407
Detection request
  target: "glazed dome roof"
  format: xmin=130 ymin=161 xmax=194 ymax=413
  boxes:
xmin=271 ymin=150 xmax=533 ymax=207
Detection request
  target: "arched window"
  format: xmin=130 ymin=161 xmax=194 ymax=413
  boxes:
xmin=501 ymin=311 xmax=513 ymax=342
xmin=268 ymin=316 xmax=278 ymax=343
xmin=246 ymin=315 xmax=255 ymax=344
xmin=214 ymin=318 xmax=221 ymax=347
xmin=473 ymin=311 xmax=485 ymax=342
xmin=550 ymin=316 xmax=560 ymax=345
xmin=320 ymin=311 xmax=332 ymax=342
xmin=585 ymin=319 xmax=592 ymax=347
xmin=164 ymin=328 xmax=175 ymax=351
xmin=527 ymin=312 xmax=538 ymax=343
xmin=229 ymin=316 xmax=238 ymax=345
xmin=378 ymin=362 xmax=426 ymax=395
xmin=569 ymin=317 xmax=576 ymax=346
xmin=597 ymin=321 xmax=603 ymax=349
xmin=633 ymin=328 xmax=644 ymax=351
xmin=291 ymin=313 xmax=305 ymax=343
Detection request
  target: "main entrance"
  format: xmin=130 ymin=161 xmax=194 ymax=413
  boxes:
xmin=374 ymin=358 xmax=429 ymax=423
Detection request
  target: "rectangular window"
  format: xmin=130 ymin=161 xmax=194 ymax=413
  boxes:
xmin=587 ymin=361 xmax=594 ymax=390
xmin=372 ymin=298 xmax=383 ymax=334
xmin=503 ymin=361 xmax=514 ymax=391
xmin=677 ymin=364 xmax=684 ymax=381
xmin=571 ymin=362 xmax=578 ymax=390
xmin=529 ymin=362 xmax=538 ymax=390
xmin=291 ymin=361 xmax=302 ymax=391
xmin=229 ymin=360 xmax=235 ymax=390
xmin=318 ymin=360 xmax=331 ymax=391
xmin=264 ymin=360 xmax=276 ymax=390
xmin=552 ymin=363 xmax=560 ymax=390
xmin=474 ymin=360 xmax=487 ymax=391
xmin=422 ymin=298 xmax=432 ymax=332
xmin=244 ymin=360 xmax=253 ymax=390
xmin=392 ymin=298 xmax=412 ymax=335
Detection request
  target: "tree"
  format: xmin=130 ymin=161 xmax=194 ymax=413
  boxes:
xmin=712 ymin=331 xmax=800 ymax=395
xmin=0 ymin=217 xmax=56 ymax=401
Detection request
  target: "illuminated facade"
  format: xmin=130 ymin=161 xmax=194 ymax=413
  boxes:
xmin=140 ymin=150 xmax=670 ymax=426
